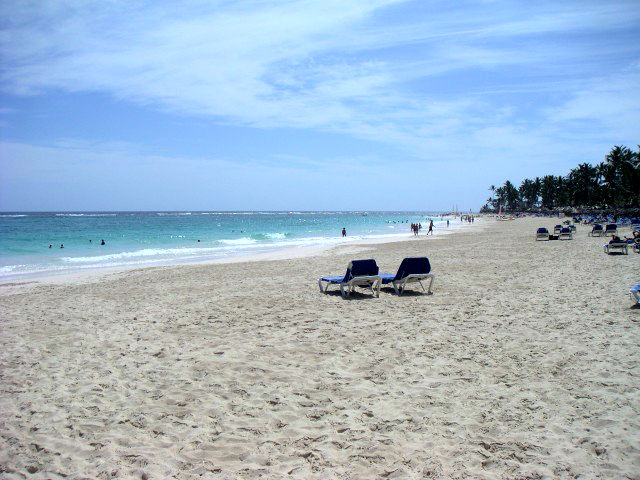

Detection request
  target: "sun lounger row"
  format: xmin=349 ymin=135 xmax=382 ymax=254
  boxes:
xmin=535 ymin=227 xmax=573 ymax=240
xmin=319 ymin=257 xmax=434 ymax=298
xmin=589 ymin=224 xmax=618 ymax=236
xmin=538 ymin=223 xmax=622 ymax=240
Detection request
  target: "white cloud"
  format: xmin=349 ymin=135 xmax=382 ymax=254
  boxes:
xmin=0 ymin=0 xmax=638 ymax=163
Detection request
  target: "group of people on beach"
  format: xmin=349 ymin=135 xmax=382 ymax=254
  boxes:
xmin=461 ymin=215 xmax=475 ymax=223
xmin=410 ymin=220 xmax=434 ymax=236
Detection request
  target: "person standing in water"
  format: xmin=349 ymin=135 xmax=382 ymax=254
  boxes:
xmin=341 ymin=227 xmax=347 ymax=237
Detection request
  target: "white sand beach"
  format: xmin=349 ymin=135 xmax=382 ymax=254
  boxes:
xmin=1 ymin=217 xmax=638 ymax=479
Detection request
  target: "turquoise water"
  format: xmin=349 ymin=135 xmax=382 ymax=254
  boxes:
xmin=0 ymin=211 xmax=459 ymax=279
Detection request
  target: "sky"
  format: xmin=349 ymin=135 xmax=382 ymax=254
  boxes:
xmin=1 ymin=0 xmax=639 ymax=212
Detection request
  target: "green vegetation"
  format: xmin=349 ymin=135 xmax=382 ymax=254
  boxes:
xmin=481 ymin=145 xmax=640 ymax=213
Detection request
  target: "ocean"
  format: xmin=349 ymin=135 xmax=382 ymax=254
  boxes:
xmin=0 ymin=211 xmax=466 ymax=280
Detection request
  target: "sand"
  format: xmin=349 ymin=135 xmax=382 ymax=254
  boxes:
xmin=0 ymin=217 xmax=638 ymax=479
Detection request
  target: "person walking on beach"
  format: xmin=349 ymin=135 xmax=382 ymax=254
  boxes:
xmin=342 ymin=227 xmax=346 ymax=237
xmin=447 ymin=219 xmax=450 ymax=228
xmin=428 ymin=220 xmax=433 ymax=235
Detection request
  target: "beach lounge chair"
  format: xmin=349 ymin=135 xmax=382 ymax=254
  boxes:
xmin=630 ymin=283 xmax=640 ymax=304
xmin=590 ymin=224 xmax=604 ymax=236
xmin=604 ymin=224 xmax=618 ymax=236
xmin=603 ymin=241 xmax=628 ymax=255
xmin=535 ymin=227 xmax=549 ymax=241
xmin=553 ymin=224 xmax=562 ymax=234
xmin=318 ymin=259 xmax=382 ymax=298
xmin=379 ymin=257 xmax=435 ymax=295
xmin=559 ymin=227 xmax=573 ymax=240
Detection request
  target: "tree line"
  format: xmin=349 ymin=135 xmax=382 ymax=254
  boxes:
xmin=481 ymin=145 xmax=640 ymax=213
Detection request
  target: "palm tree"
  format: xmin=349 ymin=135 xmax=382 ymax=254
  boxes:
xmin=482 ymin=144 xmax=638 ymax=212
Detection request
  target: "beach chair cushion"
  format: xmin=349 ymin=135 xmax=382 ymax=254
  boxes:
xmin=320 ymin=259 xmax=379 ymax=284
xmin=379 ymin=257 xmax=434 ymax=295
xmin=604 ymin=242 xmax=628 ymax=254
xmin=381 ymin=257 xmax=431 ymax=283
xmin=319 ymin=259 xmax=382 ymax=298
xmin=537 ymin=228 xmax=548 ymax=234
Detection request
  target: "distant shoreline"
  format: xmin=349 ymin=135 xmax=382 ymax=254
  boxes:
xmin=0 ymin=216 xmax=484 ymax=285
xmin=0 ymin=212 xmax=479 ymax=285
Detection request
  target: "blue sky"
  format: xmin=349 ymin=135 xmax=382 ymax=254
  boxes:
xmin=1 ymin=0 xmax=639 ymax=211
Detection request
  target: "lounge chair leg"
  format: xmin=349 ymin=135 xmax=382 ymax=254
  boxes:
xmin=318 ymin=279 xmax=324 ymax=293
xmin=419 ymin=280 xmax=425 ymax=292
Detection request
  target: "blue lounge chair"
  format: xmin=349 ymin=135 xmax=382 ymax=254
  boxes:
xmin=559 ymin=227 xmax=573 ymax=240
xmin=380 ymin=257 xmax=435 ymax=295
xmin=590 ymin=224 xmax=604 ymax=237
xmin=318 ymin=259 xmax=382 ymax=298
xmin=604 ymin=224 xmax=618 ymax=236
xmin=630 ymin=283 xmax=640 ymax=304
xmin=536 ymin=227 xmax=549 ymax=241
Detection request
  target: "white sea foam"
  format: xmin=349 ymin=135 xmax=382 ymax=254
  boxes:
xmin=0 ymin=214 xmax=27 ymax=218
xmin=0 ymin=264 xmax=27 ymax=273
xmin=266 ymin=233 xmax=287 ymax=239
xmin=61 ymin=246 xmax=226 ymax=263
xmin=219 ymin=237 xmax=257 ymax=246
xmin=55 ymin=213 xmax=117 ymax=217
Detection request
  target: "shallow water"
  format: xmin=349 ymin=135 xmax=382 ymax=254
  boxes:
xmin=0 ymin=211 xmax=465 ymax=278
